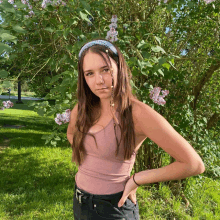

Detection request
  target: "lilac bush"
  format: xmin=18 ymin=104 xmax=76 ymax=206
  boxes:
xmin=106 ymin=15 xmax=118 ymax=42
xmin=0 ymin=100 xmax=14 ymax=110
xmin=204 ymin=0 xmax=215 ymax=4
xmin=0 ymin=13 xmax=170 ymax=126
xmin=150 ymin=87 xmax=169 ymax=106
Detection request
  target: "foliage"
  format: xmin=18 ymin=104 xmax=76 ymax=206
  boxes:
xmin=0 ymin=0 xmax=220 ymax=192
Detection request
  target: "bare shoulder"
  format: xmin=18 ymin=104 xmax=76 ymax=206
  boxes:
xmin=131 ymin=98 xmax=150 ymax=119
xmin=130 ymin=98 xmax=149 ymax=136
xmin=130 ymin=98 xmax=164 ymax=137
xmin=131 ymin=98 xmax=161 ymax=120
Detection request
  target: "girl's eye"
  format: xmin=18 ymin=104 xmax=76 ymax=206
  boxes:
xmin=86 ymin=69 xmax=109 ymax=76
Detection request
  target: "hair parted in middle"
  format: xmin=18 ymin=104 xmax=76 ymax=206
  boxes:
xmin=71 ymin=37 xmax=140 ymax=166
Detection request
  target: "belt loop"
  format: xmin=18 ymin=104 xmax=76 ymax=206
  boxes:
xmin=89 ymin=194 xmax=94 ymax=210
xmin=76 ymin=188 xmax=83 ymax=204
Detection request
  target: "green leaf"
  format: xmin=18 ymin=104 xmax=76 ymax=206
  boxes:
xmin=142 ymin=52 xmax=151 ymax=59
xmin=63 ymin=28 xmax=70 ymax=40
xmin=12 ymin=25 xmax=27 ymax=33
xmin=0 ymin=29 xmax=11 ymax=35
xmin=44 ymin=27 xmax=54 ymax=33
xmin=66 ymin=93 xmax=72 ymax=99
xmin=0 ymin=1 xmax=15 ymax=13
xmin=168 ymin=60 xmax=177 ymax=70
xmin=137 ymin=40 xmax=148 ymax=49
xmin=138 ymin=60 xmax=153 ymax=69
xmin=154 ymin=36 xmax=161 ymax=45
xmin=54 ymin=136 xmax=61 ymax=141
xmin=79 ymin=11 xmax=91 ymax=23
xmin=0 ymin=33 xmax=17 ymax=42
xmin=45 ymin=76 xmax=51 ymax=83
xmin=0 ymin=43 xmax=12 ymax=54
xmin=50 ymin=74 xmax=61 ymax=84
xmin=162 ymin=63 xmax=171 ymax=70
xmin=151 ymin=46 xmax=166 ymax=53
xmin=137 ymin=60 xmax=143 ymax=69
xmin=158 ymin=69 xmax=164 ymax=76
xmin=63 ymin=100 xmax=69 ymax=104
xmin=203 ymin=117 xmax=207 ymax=123
xmin=84 ymin=9 xmax=93 ymax=17
xmin=151 ymin=56 xmax=159 ymax=63
xmin=66 ymin=44 xmax=73 ymax=52
xmin=80 ymin=0 xmax=91 ymax=11
xmin=0 ymin=70 xmax=9 ymax=78
xmin=14 ymin=1 xmax=27 ymax=9
xmin=128 ymin=57 xmax=137 ymax=65
xmin=158 ymin=57 xmax=167 ymax=65
xmin=51 ymin=140 xmax=57 ymax=146
xmin=130 ymin=79 xmax=141 ymax=91
xmin=145 ymin=61 xmax=153 ymax=67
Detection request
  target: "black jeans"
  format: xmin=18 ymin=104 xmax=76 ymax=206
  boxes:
xmin=73 ymin=182 xmax=139 ymax=220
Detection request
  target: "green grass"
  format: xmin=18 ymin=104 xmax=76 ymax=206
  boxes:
xmin=0 ymin=93 xmax=219 ymax=219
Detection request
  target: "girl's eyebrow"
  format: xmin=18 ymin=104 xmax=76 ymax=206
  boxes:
xmin=84 ymin=65 xmax=108 ymax=73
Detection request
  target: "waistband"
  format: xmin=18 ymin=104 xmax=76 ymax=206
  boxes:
xmin=74 ymin=182 xmax=124 ymax=205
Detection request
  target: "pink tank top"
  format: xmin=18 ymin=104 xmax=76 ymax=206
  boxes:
xmin=75 ymin=110 xmax=137 ymax=195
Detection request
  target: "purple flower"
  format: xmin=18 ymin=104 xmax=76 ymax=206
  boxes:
xmin=55 ymin=109 xmax=70 ymax=125
xmin=149 ymin=87 xmax=169 ymax=105
xmin=8 ymin=0 xmax=14 ymax=4
xmin=204 ymin=0 xmax=215 ymax=4
xmin=2 ymin=100 xmax=14 ymax=109
xmin=158 ymin=0 xmax=168 ymax=5
xmin=106 ymin=15 xmax=118 ymax=42
xmin=111 ymin=15 xmax=118 ymax=23
xmin=42 ymin=0 xmax=52 ymax=8
xmin=29 ymin=10 xmax=35 ymax=15
xmin=28 ymin=4 xmax=32 ymax=9
xmin=21 ymin=0 xmax=27 ymax=4
xmin=109 ymin=23 xmax=117 ymax=29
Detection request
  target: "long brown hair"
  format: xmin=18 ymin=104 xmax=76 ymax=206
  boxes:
xmin=71 ymin=37 xmax=139 ymax=166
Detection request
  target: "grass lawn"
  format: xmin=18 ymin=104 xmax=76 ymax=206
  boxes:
xmin=0 ymin=95 xmax=219 ymax=219
xmin=0 ymin=97 xmax=76 ymax=220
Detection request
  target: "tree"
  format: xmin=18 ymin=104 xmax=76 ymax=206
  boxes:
xmin=1 ymin=0 xmax=220 ymax=205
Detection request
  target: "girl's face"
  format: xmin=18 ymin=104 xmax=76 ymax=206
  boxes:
xmin=83 ymin=51 xmax=118 ymax=101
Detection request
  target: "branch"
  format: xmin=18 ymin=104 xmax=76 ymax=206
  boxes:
xmin=207 ymin=112 xmax=220 ymax=130
xmin=192 ymin=61 xmax=220 ymax=110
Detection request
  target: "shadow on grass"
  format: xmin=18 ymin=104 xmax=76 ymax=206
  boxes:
xmin=0 ymin=148 xmax=77 ymax=218
xmin=0 ymin=114 xmax=54 ymax=131
xmin=0 ymin=115 xmax=57 ymax=148
xmin=0 ymin=99 xmax=69 ymax=149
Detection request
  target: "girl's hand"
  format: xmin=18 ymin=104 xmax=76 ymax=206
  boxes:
xmin=118 ymin=175 xmax=139 ymax=207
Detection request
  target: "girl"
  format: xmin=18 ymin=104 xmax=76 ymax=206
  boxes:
xmin=67 ymin=38 xmax=205 ymax=220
